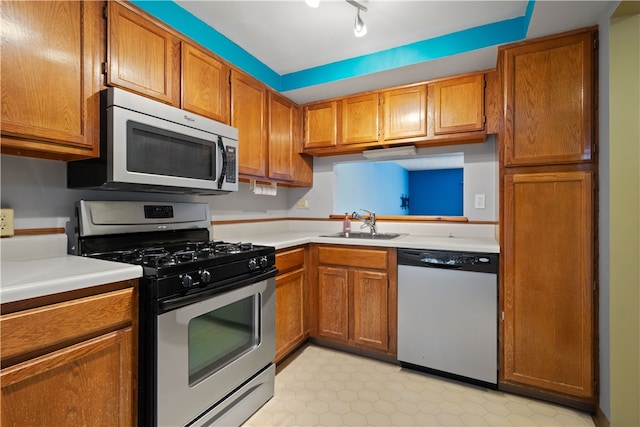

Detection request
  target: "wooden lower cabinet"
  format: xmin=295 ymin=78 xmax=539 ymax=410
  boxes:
xmin=275 ymin=247 xmax=308 ymax=362
xmin=312 ymin=245 xmax=397 ymax=355
xmin=0 ymin=281 xmax=137 ymax=426
xmin=502 ymin=170 xmax=594 ymax=401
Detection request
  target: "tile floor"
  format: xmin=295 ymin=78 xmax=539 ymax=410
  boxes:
xmin=244 ymin=345 xmax=595 ymax=427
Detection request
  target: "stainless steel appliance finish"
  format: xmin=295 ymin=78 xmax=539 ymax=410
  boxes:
xmin=76 ymin=200 xmax=276 ymax=427
xmin=397 ymin=249 xmax=499 ymax=388
xmin=68 ymin=87 xmax=238 ymax=195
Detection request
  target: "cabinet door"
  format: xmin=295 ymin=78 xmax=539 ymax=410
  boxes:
xmin=316 ymin=266 xmax=349 ymax=343
xmin=268 ymin=92 xmax=294 ymax=181
xmin=231 ymin=71 xmax=267 ymax=178
xmin=503 ymin=170 xmax=593 ymax=398
xmin=502 ymin=31 xmax=594 ymax=166
xmin=1 ymin=328 xmax=134 ymax=427
xmin=290 ymin=105 xmax=314 ymax=186
xmin=432 ymin=74 xmax=485 ymax=135
xmin=382 ymin=86 xmax=427 ymax=141
xmin=304 ymin=101 xmax=337 ymax=149
xmin=351 ymin=269 xmax=389 ymax=352
xmin=108 ymin=1 xmax=180 ymax=105
xmin=0 ymin=1 xmax=102 ymax=160
xmin=341 ymin=93 xmax=379 ymax=145
xmin=182 ymin=42 xmax=229 ymax=123
xmin=275 ymin=268 xmax=305 ymax=361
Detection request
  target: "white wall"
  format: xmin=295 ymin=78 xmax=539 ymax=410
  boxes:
xmin=1 ymin=137 xmax=497 ymax=250
xmin=0 ymin=154 xmax=291 ymax=249
xmin=288 ymin=136 xmax=498 ymax=222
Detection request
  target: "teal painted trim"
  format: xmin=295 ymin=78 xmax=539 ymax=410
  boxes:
xmin=523 ymin=0 xmax=536 ymax=35
xmin=128 ymin=0 xmax=281 ymax=89
xmin=281 ymin=16 xmax=527 ymax=91
xmin=130 ymin=0 xmax=536 ymax=93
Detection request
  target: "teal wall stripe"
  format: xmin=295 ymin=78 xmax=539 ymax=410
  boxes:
xmin=281 ymin=16 xmax=528 ymax=91
xmin=130 ymin=0 xmax=535 ymax=93
xmin=129 ymin=0 xmax=282 ymax=89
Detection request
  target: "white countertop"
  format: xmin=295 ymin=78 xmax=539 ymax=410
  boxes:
xmin=1 ymin=235 xmax=142 ymax=304
xmin=0 ymin=228 xmax=498 ymax=304
xmin=245 ymin=231 xmax=500 ymax=253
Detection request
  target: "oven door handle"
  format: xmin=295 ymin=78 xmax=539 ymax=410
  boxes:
xmin=159 ymin=269 xmax=276 ymax=316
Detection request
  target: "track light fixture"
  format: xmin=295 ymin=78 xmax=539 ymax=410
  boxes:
xmin=346 ymin=0 xmax=368 ymax=37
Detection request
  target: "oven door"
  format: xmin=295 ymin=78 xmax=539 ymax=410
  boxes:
xmin=156 ymin=277 xmax=275 ymax=427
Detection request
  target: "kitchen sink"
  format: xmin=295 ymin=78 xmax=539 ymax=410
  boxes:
xmin=320 ymin=232 xmax=405 ymax=240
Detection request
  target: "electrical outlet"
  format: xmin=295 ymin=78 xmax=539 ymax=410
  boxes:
xmin=474 ymin=194 xmax=486 ymax=209
xmin=295 ymin=198 xmax=309 ymax=209
xmin=1 ymin=208 xmax=15 ymax=237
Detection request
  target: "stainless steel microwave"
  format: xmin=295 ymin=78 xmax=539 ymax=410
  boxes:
xmin=68 ymin=87 xmax=238 ymax=195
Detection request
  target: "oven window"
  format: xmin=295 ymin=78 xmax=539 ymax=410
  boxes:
xmin=188 ymin=295 xmax=260 ymax=386
xmin=127 ymin=120 xmax=216 ymax=180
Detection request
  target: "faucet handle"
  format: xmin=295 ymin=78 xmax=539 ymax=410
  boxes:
xmin=360 ymin=208 xmax=376 ymax=219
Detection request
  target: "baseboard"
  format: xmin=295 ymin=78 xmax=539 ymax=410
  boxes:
xmin=592 ymin=405 xmax=610 ymax=427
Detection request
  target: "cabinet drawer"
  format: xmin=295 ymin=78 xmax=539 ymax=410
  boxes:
xmin=1 ymin=288 xmax=133 ymax=364
xmin=276 ymin=248 xmax=305 ymax=273
xmin=317 ymin=246 xmax=388 ymax=269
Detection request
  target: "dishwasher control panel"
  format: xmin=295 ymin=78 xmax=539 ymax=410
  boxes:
xmin=397 ymin=249 xmax=498 ymax=273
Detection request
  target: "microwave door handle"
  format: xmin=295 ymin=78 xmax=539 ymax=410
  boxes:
xmin=217 ymin=136 xmax=227 ymax=190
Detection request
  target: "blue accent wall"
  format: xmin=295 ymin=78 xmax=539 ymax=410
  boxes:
xmin=130 ymin=1 xmax=536 ymax=93
xmin=408 ymin=169 xmax=463 ymax=216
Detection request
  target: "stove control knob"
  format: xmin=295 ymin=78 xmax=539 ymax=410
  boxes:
xmin=200 ymin=269 xmax=212 ymax=283
xmin=248 ymin=258 xmax=258 ymax=271
xmin=259 ymin=256 xmax=268 ymax=268
xmin=180 ymin=273 xmax=194 ymax=288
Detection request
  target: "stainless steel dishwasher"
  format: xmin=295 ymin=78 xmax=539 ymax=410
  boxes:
xmin=397 ymin=248 xmax=499 ymax=388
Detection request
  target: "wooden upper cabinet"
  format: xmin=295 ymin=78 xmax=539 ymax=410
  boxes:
xmin=502 ymin=31 xmax=594 ymax=166
xmin=431 ymin=74 xmax=485 ymax=135
xmin=107 ymin=1 xmax=180 ymax=106
xmin=291 ymin=106 xmax=314 ymax=187
xmin=181 ymin=42 xmax=230 ymax=123
xmin=502 ymin=170 xmax=594 ymax=399
xmin=0 ymin=1 xmax=103 ymax=160
xmin=304 ymin=101 xmax=338 ymax=149
xmin=231 ymin=70 xmax=268 ymax=178
xmin=341 ymin=93 xmax=379 ymax=145
xmin=268 ymin=92 xmax=295 ymax=181
xmin=382 ymin=85 xmax=427 ymax=141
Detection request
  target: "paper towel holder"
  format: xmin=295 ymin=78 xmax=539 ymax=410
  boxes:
xmin=249 ymin=179 xmax=277 ymax=196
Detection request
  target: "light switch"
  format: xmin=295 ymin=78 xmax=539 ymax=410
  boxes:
xmin=474 ymin=194 xmax=486 ymax=209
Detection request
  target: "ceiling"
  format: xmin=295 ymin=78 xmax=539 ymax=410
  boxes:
xmin=136 ymin=0 xmax=615 ymax=104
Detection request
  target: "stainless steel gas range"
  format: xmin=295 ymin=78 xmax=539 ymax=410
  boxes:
xmin=75 ymin=200 xmax=277 ymax=427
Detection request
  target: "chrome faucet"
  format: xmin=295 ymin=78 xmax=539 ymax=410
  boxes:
xmin=352 ymin=209 xmax=377 ymax=235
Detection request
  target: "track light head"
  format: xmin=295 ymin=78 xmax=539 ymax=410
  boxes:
xmin=354 ymin=8 xmax=367 ymax=37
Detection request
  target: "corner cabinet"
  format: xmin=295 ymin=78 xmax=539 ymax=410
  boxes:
xmin=502 ymin=171 xmax=594 ymax=399
xmin=304 ymin=101 xmax=338 ymax=149
xmin=310 ymin=245 xmax=397 ymax=355
xmin=0 ymin=1 xmax=104 ymax=160
xmin=0 ymin=281 xmax=138 ymax=426
xmin=107 ymin=1 xmax=180 ymax=106
xmin=275 ymin=247 xmax=308 ymax=362
xmin=502 ymin=31 xmax=595 ymax=166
